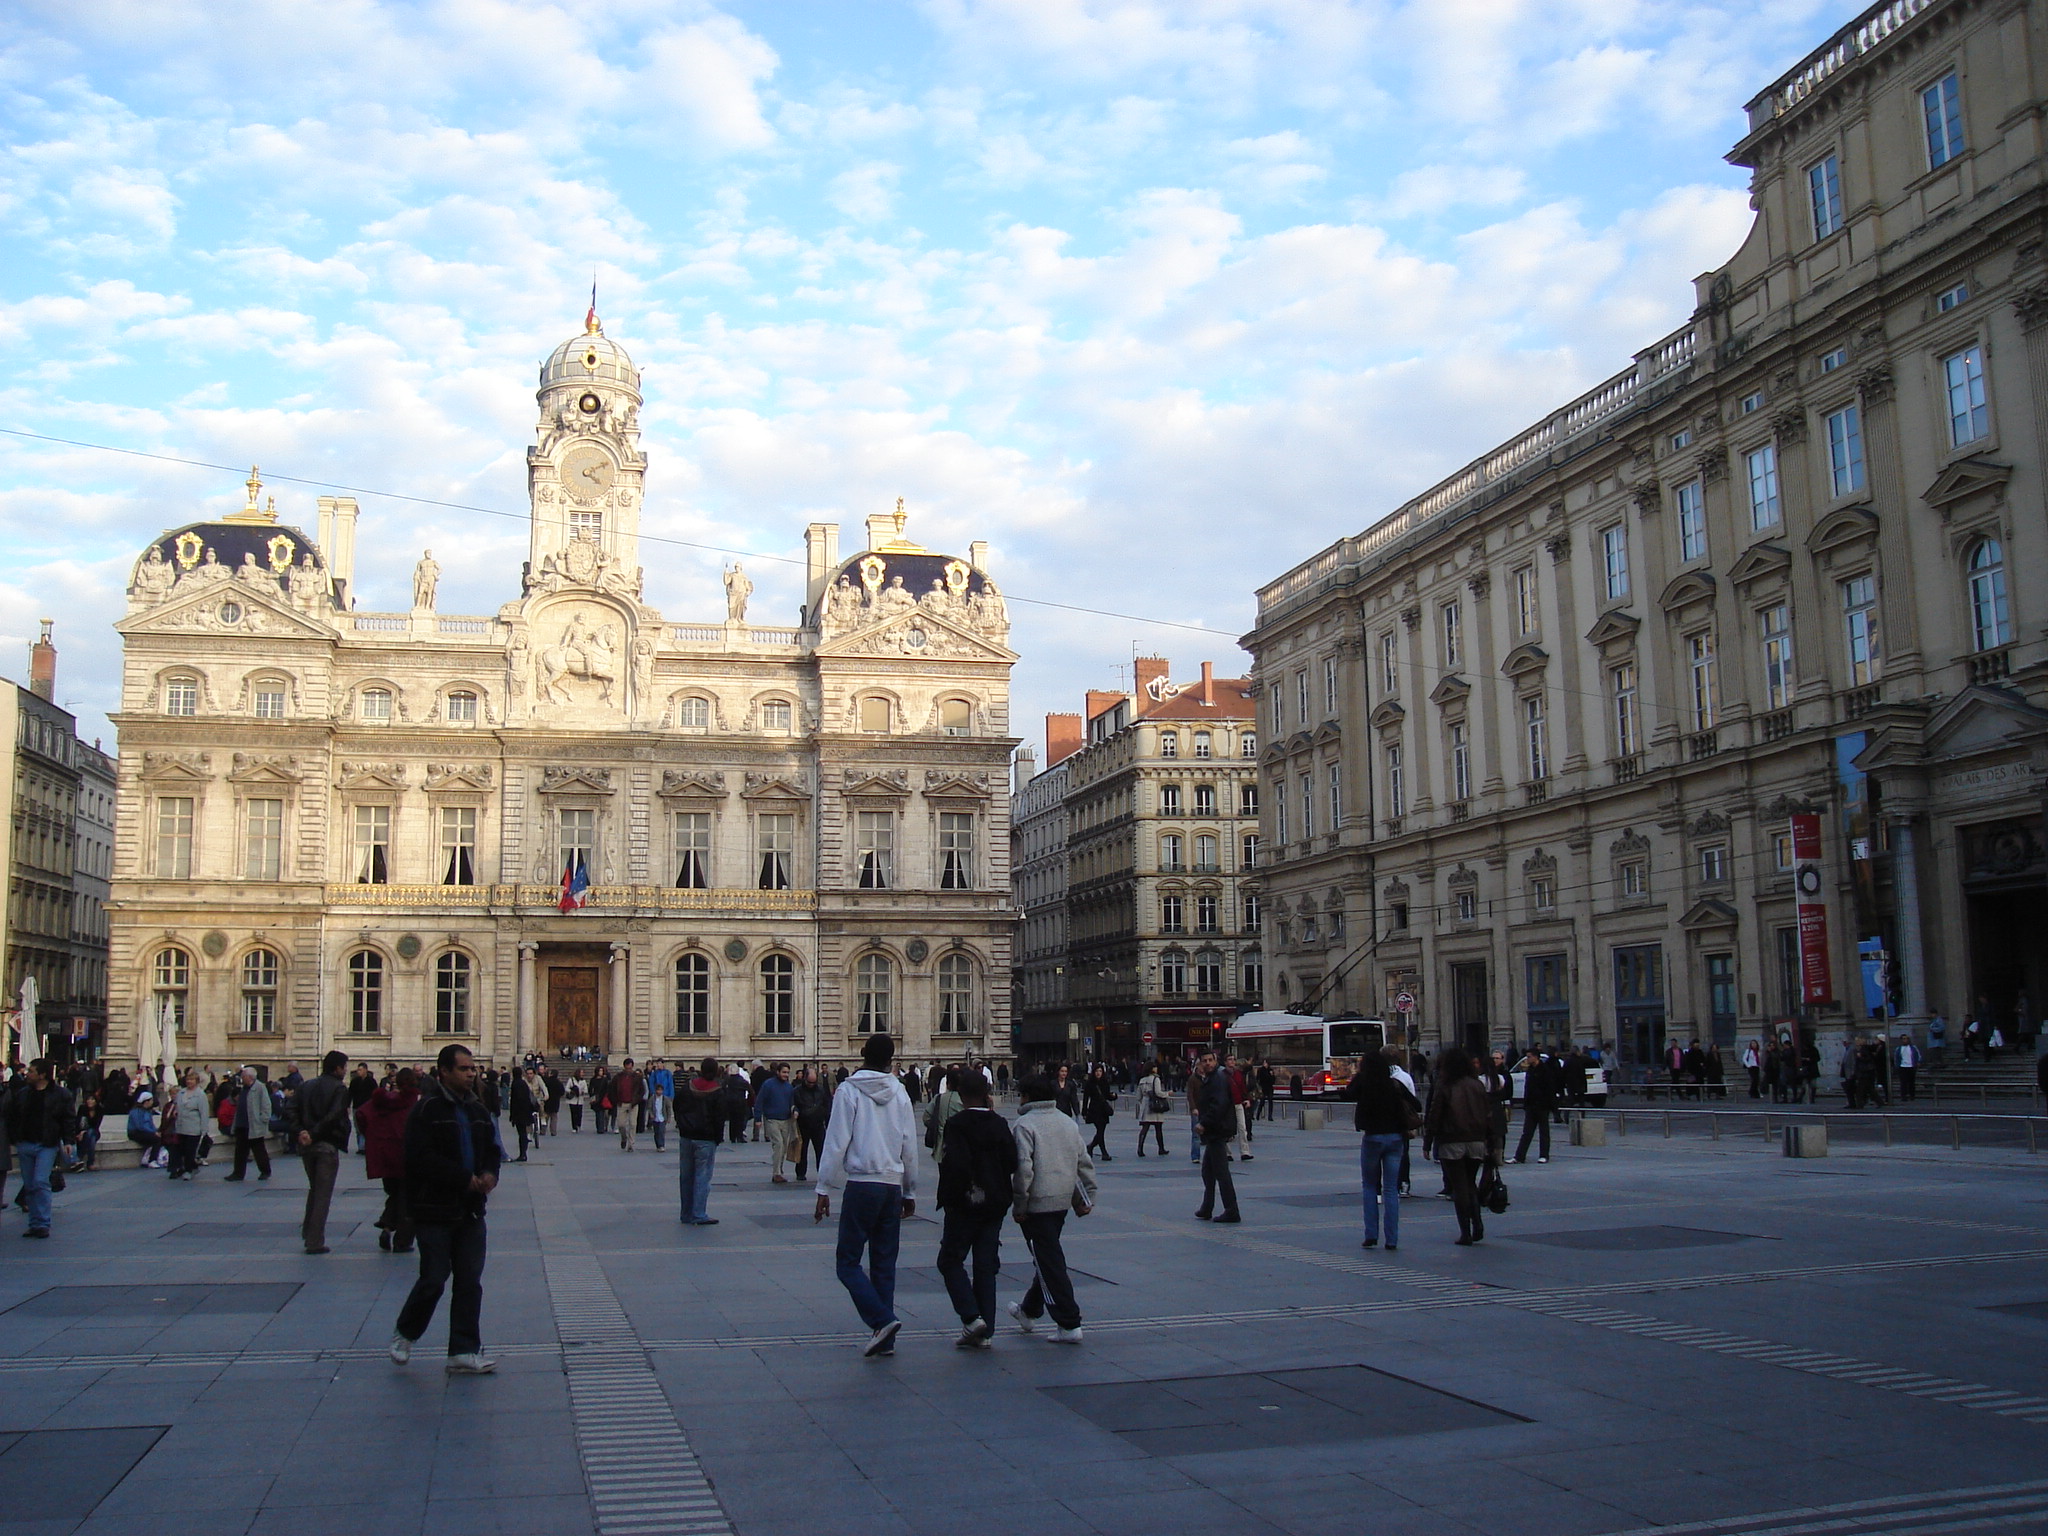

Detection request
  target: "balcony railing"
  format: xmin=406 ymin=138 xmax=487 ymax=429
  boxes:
xmin=1840 ymin=683 xmax=1882 ymax=719
xmin=1448 ymin=801 xmax=1470 ymax=823
xmin=1523 ymin=779 xmax=1549 ymax=806
xmin=1968 ymin=646 xmax=2013 ymax=685
xmin=1687 ymin=730 xmax=1719 ymax=761
xmin=325 ymin=883 xmax=819 ymax=911
xmin=1760 ymin=710 xmax=1797 ymax=742
xmin=1611 ymin=754 xmax=1644 ymax=784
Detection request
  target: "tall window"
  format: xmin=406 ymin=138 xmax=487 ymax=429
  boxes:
xmin=1842 ymin=575 xmax=1880 ymax=684
xmin=1826 ymin=405 xmax=1865 ymax=495
xmin=1159 ymin=784 xmax=1181 ymax=814
xmin=757 ymin=812 xmax=794 ymax=890
xmin=673 ymin=811 xmax=712 ymax=888
xmin=1192 ymin=784 xmax=1215 ymax=815
xmin=1192 ymin=731 xmax=1212 ymax=759
xmin=1160 ymin=832 xmax=1184 ymax=870
xmin=164 ymin=678 xmax=199 ymax=716
xmin=674 ymin=952 xmax=711 ymax=1034
xmin=1449 ymin=721 xmax=1471 ymax=801
xmin=360 ymin=687 xmax=392 ymax=722
xmin=1386 ymin=743 xmax=1405 ymax=817
xmin=1298 ymin=774 xmax=1314 ymax=839
xmin=1602 ymin=525 xmax=1629 ymax=600
xmin=1745 ymin=444 xmax=1781 ymax=529
xmin=858 ymin=696 xmax=891 ymax=733
xmin=1441 ymin=602 xmax=1462 ymax=668
xmin=1676 ymin=481 xmax=1707 ymax=562
xmin=1160 ymin=893 xmax=1185 ymax=933
xmin=557 ymin=807 xmax=595 ymax=879
xmin=1699 ymin=845 xmax=1728 ymax=884
xmin=760 ymin=953 xmax=794 ymax=1034
xmin=1196 ymin=893 xmax=1220 ymax=933
xmin=1944 ymin=346 xmax=1989 ymax=445
xmin=1274 ymin=782 xmax=1287 ymax=843
xmin=445 ymin=690 xmax=478 ymax=723
xmin=939 ymin=812 xmax=975 ymax=889
xmin=855 ymin=953 xmax=892 ymax=1033
xmin=1242 ymin=891 xmax=1262 ymax=931
xmin=1523 ymin=695 xmax=1547 ymax=780
xmin=1240 ymin=783 xmax=1258 ymax=816
xmin=240 ymin=948 xmax=279 ymax=1032
xmin=1195 ymin=833 xmax=1219 ymax=871
xmin=1159 ymin=731 xmax=1179 ymax=758
xmin=434 ymin=952 xmax=471 ymax=1034
xmin=1611 ymin=663 xmax=1640 ymax=756
xmin=253 ymin=686 xmax=286 ymax=720
xmin=1968 ymin=539 xmax=2012 ymax=651
xmin=855 ymin=811 xmax=894 ymax=888
xmin=1290 ymin=669 xmax=1306 ymax=726
xmin=348 ymin=950 xmax=384 ymax=1034
xmin=939 ymin=698 xmax=972 ymax=736
xmin=1687 ymin=632 xmax=1716 ymax=731
xmin=1809 ymin=153 xmax=1843 ymax=239
xmin=1323 ymin=656 xmax=1338 ymax=715
xmin=1240 ymin=731 xmax=1256 ymax=758
xmin=1379 ymin=632 xmax=1399 ymax=693
xmin=244 ymin=797 xmax=283 ymax=881
xmin=938 ymin=953 xmax=973 ymax=1034
xmin=1194 ymin=950 xmax=1223 ymax=996
xmin=1241 ymin=833 xmax=1259 ymax=870
xmin=156 ymin=797 xmax=194 ymax=878
xmin=677 ymin=696 xmax=710 ymax=730
xmin=153 ymin=946 xmax=190 ymax=1033
xmin=1761 ymin=605 xmax=1795 ymax=708
xmin=1923 ymin=71 xmax=1964 ymax=168
xmin=1328 ymin=767 xmax=1342 ymax=831
xmin=1513 ymin=567 xmax=1537 ymax=636
xmin=440 ymin=806 xmax=477 ymax=886
xmin=1160 ymin=950 xmax=1188 ymax=994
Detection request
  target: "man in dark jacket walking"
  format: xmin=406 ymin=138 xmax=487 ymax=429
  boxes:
xmin=1192 ymin=1052 xmax=1241 ymax=1223
xmin=5 ymin=1060 xmax=76 ymax=1239
xmin=1513 ymin=1050 xmax=1560 ymax=1164
xmin=935 ymin=1069 xmax=1018 ymax=1348
xmin=288 ymin=1050 xmax=352 ymax=1254
xmin=390 ymin=1044 xmax=501 ymax=1374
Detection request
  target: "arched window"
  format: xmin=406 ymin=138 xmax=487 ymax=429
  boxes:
xmin=760 ymin=953 xmax=794 ymax=1034
xmin=1969 ymin=538 xmax=2012 ymax=651
xmin=675 ymin=952 xmax=711 ymax=1035
xmin=163 ymin=677 xmax=199 ymax=717
xmin=855 ymin=953 xmax=892 ymax=1033
xmin=939 ymin=698 xmax=972 ymax=736
xmin=154 ymin=946 xmax=191 ymax=1033
xmin=360 ymin=687 xmax=393 ymax=722
xmin=1195 ymin=834 xmax=1219 ymax=871
xmin=434 ymin=952 xmax=471 ymax=1034
xmin=938 ymin=953 xmax=973 ymax=1034
xmin=240 ymin=948 xmax=279 ymax=1032
xmin=445 ymin=690 xmax=479 ymax=723
xmin=348 ymin=950 xmax=385 ymax=1034
xmin=1194 ymin=949 xmax=1224 ymax=996
xmin=858 ymin=696 xmax=891 ymax=733
xmin=1160 ymin=949 xmax=1189 ymax=995
xmin=677 ymin=696 xmax=710 ymax=731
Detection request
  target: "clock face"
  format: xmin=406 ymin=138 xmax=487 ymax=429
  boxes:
xmin=561 ymin=446 xmax=615 ymax=502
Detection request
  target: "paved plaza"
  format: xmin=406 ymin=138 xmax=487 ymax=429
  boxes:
xmin=1 ymin=1107 xmax=2046 ymax=1536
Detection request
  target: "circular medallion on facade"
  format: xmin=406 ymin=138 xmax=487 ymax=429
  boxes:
xmin=904 ymin=627 xmax=928 ymax=650
xmin=218 ymin=600 xmax=242 ymax=624
xmin=396 ymin=934 xmax=422 ymax=961
xmin=906 ymin=939 xmax=929 ymax=964
xmin=724 ymin=938 xmax=748 ymax=963
xmin=201 ymin=931 xmax=228 ymax=958
xmin=578 ymin=392 xmax=601 ymax=414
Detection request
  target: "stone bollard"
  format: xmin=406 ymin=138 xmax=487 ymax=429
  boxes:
xmin=1571 ymin=1117 xmax=1607 ymax=1147
xmin=1299 ymin=1107 xmax=1325 ymax=1131
xmin=1782 ymin=1124 xmax=1828 ymax=1158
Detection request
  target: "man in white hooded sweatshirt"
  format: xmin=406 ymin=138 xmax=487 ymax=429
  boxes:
xmin=813 ymin=1033 xmax=919 ymax=1356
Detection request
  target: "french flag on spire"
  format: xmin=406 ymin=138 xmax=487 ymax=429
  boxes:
xmin=585 ymin=274 xmax=600 ymax=334
xmin=559 ymin=853 xmax=590 ymax=913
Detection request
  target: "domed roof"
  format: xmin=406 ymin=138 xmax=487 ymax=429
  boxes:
xmin=829 ymin=548 xmax=993 ymax=599
xmin=137 ymin=520 xmax=330 ymax=598
xmin=541 ymin=313 xmax=640 ymax=396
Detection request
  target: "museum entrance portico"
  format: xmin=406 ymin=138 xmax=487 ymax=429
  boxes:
xmin=519 ymin=938 xmax=626 ymax=1059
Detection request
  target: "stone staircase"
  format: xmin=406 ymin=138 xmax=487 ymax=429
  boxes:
xmin=1925 ymin=1051 xmax=2043 ymax=1106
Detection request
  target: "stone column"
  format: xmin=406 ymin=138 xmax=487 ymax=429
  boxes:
xmin=517 ymin=942 xmax=538 ymax=1057
xmin=609 ymin=942 xmax=630 ymax=1055
xmin=1888 ymin=816 xmax=1929 ymax=1022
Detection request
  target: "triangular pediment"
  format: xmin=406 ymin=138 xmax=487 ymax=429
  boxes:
xmin=1312 ymin=720 xmax=1344 ymax=746
xmin=227 ymin=753 xmax=303 ymax=784
xmin=1808 ymin=505 xmax=1879 ymax=558
xmin=658 ymin=770 xmax=727 ymax=800
xmin=1921 ymin=685 xmax=2048 ymax=763
xmin=1584 ymin=608 xmax=1641 ymax=648
xmin=537 ymin=766 xmax=614 ymax=795
xmin=1923 ymin=456 xmax=2011 ymax=512
xmin=1429 ymin=673 xmax=1470 ymax=707
xmin=336 ymin=761 xmax=407 ymax=790
xmin=1658 ymin=572 xmax=1717 ymax=613
xmin=816 ymin=607 xmax=1015 ymax=663
xmin=139 ymin=751 xmax=211 ymax=783
xmin=424 ymin=763 xmax=494 ymax=793
xmin=741 ymin=773 xmax=810 ymax=801
xmin=1500 ymin=643 xmax=1549 ymax=680
xmin=1680 ymin=898 xmax=1740 ymax=931
xmin=118 ymin=580 xmax=335 ymax=641
xmin=1727 ymin=541 xmax=1791 ymax=587
xmin=923 ymin=770 xmax=994 ymax=800
xmin=1369 ymin=700 xmax=1406 ymax=729
xmin=840 ymin=769 xmax=911 ymax=799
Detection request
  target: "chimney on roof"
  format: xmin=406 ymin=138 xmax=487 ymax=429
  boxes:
xmin=1045 ymin=713 xmax=1083 ymax=767
xmin=1199 ymin=660 xmax=1214 ymax=703
xmin=1013 ymin=746 xmax=1037 ymax=792
xmin=28 ymin=619 xmax=55 ymax=700
xmin=1133 ymin=655 xmax=1171 ymax=713
xmin=1085 ymin=690 xmax=1125 ymax=724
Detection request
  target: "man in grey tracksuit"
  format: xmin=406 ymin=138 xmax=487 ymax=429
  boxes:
xmin=1005 ymin=1075 xmax=1098 ymax=1343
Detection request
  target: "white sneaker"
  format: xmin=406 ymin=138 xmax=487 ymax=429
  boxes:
xmin=1051 ymin=1326 xmax=1085 ymax=1345
xmin=388 ymin=1333 xmax=411 ymax=1365
xmin=863 ymin=1321 xmax=902 ymax=1357
xmin=954 ymin=1320 xmax=993 ymax=1350
xmin=1006 ymin=1301 xmax=1037 ymax=1334
xmin=445 ymin=1352 xmax=496 ymax=1374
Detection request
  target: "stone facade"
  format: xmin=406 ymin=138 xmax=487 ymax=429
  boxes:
xmin=108 ymin=315 xmax=1017 ymax=1071
xmin=1246 ymin=0 xmax=2048 ymax=1073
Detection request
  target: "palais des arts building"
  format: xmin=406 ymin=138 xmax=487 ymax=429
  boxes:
xmin=108 ymin=312 xmax=1017 ymax=1070
xmin=1246 ymin=0 xmax=2048 ymax=1071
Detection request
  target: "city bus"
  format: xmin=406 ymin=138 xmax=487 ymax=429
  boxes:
xmin=1225 ymin=1012 xmax=1388 ymax=1098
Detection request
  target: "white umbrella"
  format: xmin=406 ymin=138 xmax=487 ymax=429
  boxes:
xmin=158 ymin=996 xmax=179 ymax=1082
xmin=19 ymin=977 xmax=38 ymax=1056
xmin=136 ymin=998 xmax=160 ymax=1082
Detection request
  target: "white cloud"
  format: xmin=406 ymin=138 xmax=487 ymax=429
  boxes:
xmin=827 ymin=162 xmax=901 ymax=224
xmin=639 ymin=16 xmax=781 ymax=153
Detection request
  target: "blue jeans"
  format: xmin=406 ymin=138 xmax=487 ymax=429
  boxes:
xmin=677 ymin=1139 xmax=717 ymax=1221
xmin=835 ymin=1180 xmax=902 ymax=1330
xmin=1189 ymin=1116 xmax=1202 ymax=1163
xmin=15 ymin=1143 xmax=56 ymax=1232
xmin=1361 ymin=1134 xmax=1404 ymax=1245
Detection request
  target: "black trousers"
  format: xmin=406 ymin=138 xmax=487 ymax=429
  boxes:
xmin=231 ymin=1133 xmax=271 ymax=1178
xmin=1137 ymin=1121 xmax=1165 ymax=1153
xmin=1017 ymin=1210 xmax=1081 ymax=1330
xmin=937 ymin=1207 xmax=1005 ymax=1328
xmin=1197 ymin=1136 xmax=1239 ymax=1218
xmin=397 ymin=1216 xmax=487 ymax=1355
xmin=1899 ymin=1066 xmax=1917 ymax=1100
xmin=379 ymin=1175 xmax=414 ymax=1249
xmin=1514 ymin=1105 xmax=1553 ymax=1161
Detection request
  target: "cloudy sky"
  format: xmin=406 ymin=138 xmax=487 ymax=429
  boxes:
xmin=0 ymin=0 xmax=1844 ymax=745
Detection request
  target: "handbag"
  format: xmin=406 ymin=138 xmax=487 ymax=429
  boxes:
xmin=1482 ymin=1166 xmax=1510 ymax=1215
xmin=1146 ymin=1091 xmax=1172 ymax=1115
xmin=48 ymin=1164 xmax=67 ymax=1193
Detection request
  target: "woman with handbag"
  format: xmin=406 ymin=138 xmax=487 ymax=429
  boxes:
xmin=1134 ymin=1065 xmax=1170 ymax=1156
xmin=1081 ymin=1064 xmax=1117 ymax=1162
xmin=1423 ymin=1048 xmax=1497 ymax=1246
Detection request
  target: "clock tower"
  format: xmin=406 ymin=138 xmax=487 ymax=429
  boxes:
xmin=528 ymin=307 xmax=645 ymax=590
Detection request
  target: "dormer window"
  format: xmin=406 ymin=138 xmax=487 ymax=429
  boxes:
xmin=253 ymin=686 xmax=286 ymax=720
xmin=446 ymin=690 xmax=478 ymax=723
xmin=677 ymin=697 xmax=710 ymax=731
xmin=164 ymin=678 xmax=199 ymax=717
xmin=360 ymin=688 xmax=393 ymax=723
xmin=939 ymin=699 xmax=971 ymax=736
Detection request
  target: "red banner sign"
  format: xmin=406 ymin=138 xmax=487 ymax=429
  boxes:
xmin=1791 ymin=812 xmax=1833 ymax=1005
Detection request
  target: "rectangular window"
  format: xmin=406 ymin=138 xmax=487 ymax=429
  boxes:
xmin=353 ymin=804 xmax=391 ymax=885
xmin=1523 ymin=695 xmax=1547 ymax=780
xmin=1699 ymin=844 xmax=1728 ymax=884
xmin=1937 ymin=282 xmax=1969 ymax=313
xmin=1240 ymin=783 xmax=1258 ymax=816
xmin=1809 ymin=153 xmax=1843 ymax=240
xmin=1242 ymin=891 xmax=1262 ymax=931
xmin=1773 ymin=830 xmax=1795 ymax=872
xmin=1240 ymin=731 xmax=1257 ymax=758
xmin=1274 ymin=781 xmax=1287 ymax=844
xmin=1741 ymin=391 xmax=1764 ymax=414
xmin=1196 ymin=893 xmax=1219 ymax=934
xmin=1842 ymin=575 xmax=1880 ymax=685
xmin=1620 ymin=859 xmax=1648 ymax=898
xmin=1761 ymin=605 xmax=1794 ymax=709
xmin=939 ymin=811 xmax=975 ymax=889
xmin=1441 ymin=602 xmax=1462 ymax=668
xmin=1386 ymin=744 xmax=1405 ymax=818
xmin=1160 ymin=952 xmax=1187 ymax=994
xmin=1192 ymin=784 xmax=1215 ymax=815
xmin=1328 ymin=767 xmax=1342 ymax=831
xmin=1298 ymin=774 xmax=1314 ymax=839
xmin=1192 ymin=731 xmax=1211 ymax=759
xmin=440 ymin=805 xmax=477 ymax=886
xmin=1611 ymin=664 xmax=1639 ymax=757
xmin=164 ymin=678 xmax=199 ymax=716
xmin=1820 ymin=347 xmax=1847 ymax=373
xmin=1296 ymin=669 xmax=1310 ymax=727
xmin=1456 ymin=891 xmax=1476 ymax=922
xmin=1195 ymin=833 xmax=1218 ymax=871
xmin=568 ymin=509 xmax=603 ymax=540
xmin=1944 ymin=346 xmax=1989 ymax=445
xmin=1676 ymin=480 xmax=1707 ymax=562
xmin=1159 ymin=784 xmax=1181 ymax=814
xmin=1160 ymin=893 xmax=1185 ymax=933
xmin=1746 ymin=444 xmax=1781 ymax=529
xmin=1241 ymin=833 xmax=1259 ymax=870
xmin=1826 ymin=405 xmax=1865 ymax=495
xmin=1513 ymin=566 xmax=1537 ymax=636
xmin=1449 ymin=721 xmax=1470 ymax=801
xmin=1602 ymin=525 xmax=1629 ymax=600
xmin=1323 ymin=656 xmax=1338 ymax=715
xmin=1529 ymin=877 xmax=1555 ymax=912
xmin=156 ymin=796 xmax=194 ymax=878
xmin=760 ymin=700 xmax=792 ymax=732
xmin=253 ymin=688 xmax=286 ymax=720
xmin=1923 ymin=71 xmax=1964 ymax=168
xmin=557 ymin=807 xmax=594 ymax=879
xmin=244 ymin=797 xmax=283 ymax=881
xmin=1160 ymin=731 xmax=1179 ymax=759
xmin=757 ymin=812 xmax=794 ymax=890
xmin=1194 ymin=952 xmax=1222 ymax=995
xmin=855 ymin=810 xmax=893 ymax=889
xmin=1670 ymin=429 xmax=1692 ymax=451
xmin=1379 ymin=632 xmax=1398 ymax=694
xmin=1687 ymin=632 xmax=1716 ymax=731
xmin=673 ymin=810 xmax=712 ymax=889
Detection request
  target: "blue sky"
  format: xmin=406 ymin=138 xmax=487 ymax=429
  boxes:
xmin=0 ymin=0 xmax=1845 ymax=743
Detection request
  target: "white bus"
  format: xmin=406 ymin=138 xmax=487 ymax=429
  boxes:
xmin=1225 ymin=1012 xmax=1389 ymax=1098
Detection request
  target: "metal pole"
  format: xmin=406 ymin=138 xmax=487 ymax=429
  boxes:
xmin=1951 ymin=1116 xmax=1962 ymax=1151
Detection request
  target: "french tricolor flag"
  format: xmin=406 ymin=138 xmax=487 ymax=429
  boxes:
xmin=558 ymin=853 xmax=590 ymax=913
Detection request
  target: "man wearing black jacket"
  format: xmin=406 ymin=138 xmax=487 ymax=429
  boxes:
xmin=6 ymin=1060 xmax=76 ymax=1239
xmin=934 ymin=1069 xmax=1018 ymax=1348
xmin=1513 ymin=1050 xmax=1561 ymax=1164
xmin=390 ymin=1044 xmax=501 ymax=1374
xmin=1192 ymin=1053 xmax=1241 ymax=1223
xmin=288 ymin=1050 xmax=352 ymax=1254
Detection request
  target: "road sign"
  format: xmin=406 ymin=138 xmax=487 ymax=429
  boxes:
xmin=1141 ymin=1032 xmax=1154 ymax=1043
xmin=1394 ymin=990 xmax=1417 ymax=1014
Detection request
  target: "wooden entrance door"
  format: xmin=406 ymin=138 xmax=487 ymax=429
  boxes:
xmin=548 ymin=967 xmax=600 ymax=1052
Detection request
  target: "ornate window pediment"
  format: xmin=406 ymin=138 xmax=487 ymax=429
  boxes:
xmin=227 ymin=753 xmax=302 ymax=784
xmin=1658 ymin=572 xmax=1717 ymax=613
xmin=741 ymin=772 xmax=810 ymax=802
xmin=1522 ymin=848 xmax=1556 ymax=875
xmin=424 ymin=763 xmax=494 ymax=793
xmin=1447 ymin=863 xmax=1477 ymax=889
xmin=1923 ymin=456 xmax=2011 ymax=519
xmin=841 ymin=768 xmax=911 ymax=799
xmin=140 ymin=751 xmax=211 ymax=783
xmin=538 ymin=766 xmax=614 ymax=794
xmin=1687 ymin=810 xmax=1729 ymax=837
xmin=1679 ymin=898 xmax=1740 ymax=931
xmin=657 ymin=770 xmax=726 ymax=800
xmin=1370 ymin=700 xmax=1406 ymax=730
xmin=1807 ymin=506 xmax=1879 ymax=560
xmin=337 ymin=761 xmax=406 ymax=790
xmin=1429 ymin=673 xmax=1470 ymax=707
xmin=1500 ymin=643 xmax=1549 ymax=680
xmin=1584 ymin=608 xmax=1641 ymax=649
xmin=923 ymin=770 xmax=994 ymax=801
xmin=1727 ymin=542 xmax=1791 ymax=588
xmin=1760 ymin=793 xmax=1817 ymax=819
xmin=1609 ymin=827 xmax=1650 ymax=858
